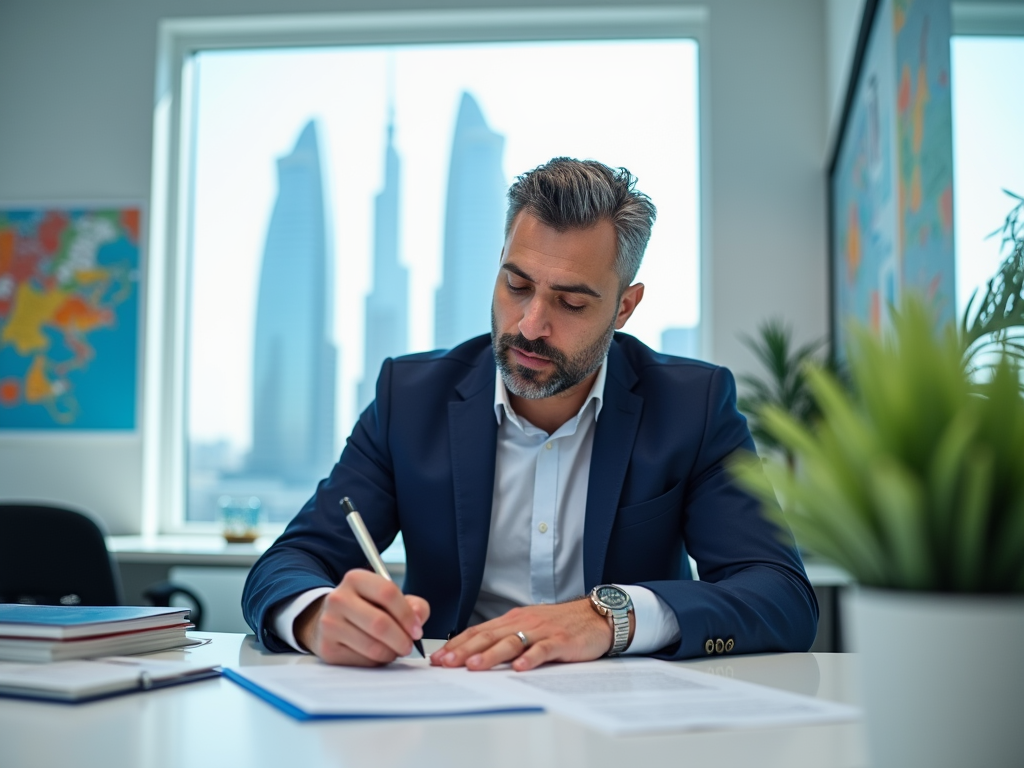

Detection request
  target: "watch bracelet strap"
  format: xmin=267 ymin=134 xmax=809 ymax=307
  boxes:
xmin=609 ymin=609 xmax=631 ymax=655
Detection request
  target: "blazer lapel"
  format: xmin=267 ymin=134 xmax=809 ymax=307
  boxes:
xmin=448 ymin=352 xmax=498 ymax=631
xmin=583 ymin=341 xmax=643 ymax=589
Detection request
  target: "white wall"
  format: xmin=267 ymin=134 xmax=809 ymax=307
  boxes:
xmin=0 ymin=0 xmax=830 ymax=533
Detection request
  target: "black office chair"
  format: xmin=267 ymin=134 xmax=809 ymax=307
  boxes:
xmin=0 ymin=503 xmax=205 ymax=629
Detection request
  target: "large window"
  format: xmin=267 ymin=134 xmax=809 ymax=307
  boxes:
xmin=146 ymin=10 xmax=706 ymax=533
xmin=951 ymin=34 xmax=1024 ymax=317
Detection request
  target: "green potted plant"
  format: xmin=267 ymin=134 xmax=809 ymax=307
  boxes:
xmin=735 ymin=319 xmax=828 ymax=470
xmin=962 ymin=190 xmax=1024 ymax=387
xmin=731 ymin=296 xmax=1024 ymax=768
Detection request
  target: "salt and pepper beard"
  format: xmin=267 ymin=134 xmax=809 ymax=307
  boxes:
xmin=491 ymin=307 xmax=616 ymax=400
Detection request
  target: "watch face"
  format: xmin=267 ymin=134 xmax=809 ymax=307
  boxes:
xmin=596 ymin=586 xmax=629 ymax=609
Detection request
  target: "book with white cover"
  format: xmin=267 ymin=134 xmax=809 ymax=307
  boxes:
xmin=0 ymin=625 xmax=201 ymax=662
xmin=0 ymin=605 xmax=191 ymax=639
xmin=0 ymin=656 xmax=220 ymax=702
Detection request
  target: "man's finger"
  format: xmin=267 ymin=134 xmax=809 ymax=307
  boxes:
xmin=345 ymin=570 xmax=424 ymax=642
xmin=511 ymin=638 xmax=558 ymax=672
xmin=343 ymin=600 xmax=415 ymax=657
xmin=465 ymin=632 xmax=528 ymax=671
xmin=330 ymin=583 xmax=415 ymax=657
xmin=431 ymin=609 xmax=526 ymax=663
xmin=430 ymin=624 xmax=480 ymax=661
xmin=405 ymin=595 xmax=430 ymax=627
xmin=324 ymin=617 xmax=401 ymax=666
xmin=436 ymin=626 xmax=507 ymax=666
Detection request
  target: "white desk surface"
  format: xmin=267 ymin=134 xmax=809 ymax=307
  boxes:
xmin=106 ymin=535 xmax=852 ymax=586
xmin=2 ymin=633 xmax=866 ymax=768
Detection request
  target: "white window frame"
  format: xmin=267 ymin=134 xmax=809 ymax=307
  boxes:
xmin=143 ymin=7 xmax=711 ymax=535
xmin=952 ymin=2 xmax=1024 ymax=35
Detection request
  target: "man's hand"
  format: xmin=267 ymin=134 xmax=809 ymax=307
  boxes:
xmin=430 ymin=598 xmax=632 ymax=672
xmin=294 ymin=570 xmax=429 ymax=666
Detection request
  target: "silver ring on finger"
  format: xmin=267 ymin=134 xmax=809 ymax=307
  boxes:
xmin=515 ymin=631 xmax=529 ymax=647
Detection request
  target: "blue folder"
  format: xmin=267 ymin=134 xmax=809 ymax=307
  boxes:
xmin=222 ymin=668 xmax=544 ymax=722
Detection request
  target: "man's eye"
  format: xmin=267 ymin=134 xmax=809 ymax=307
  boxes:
xmin=560 ymin=298 xmax=586 ymax=313
xmin=507 ymin=280 xmax=529 ymax=293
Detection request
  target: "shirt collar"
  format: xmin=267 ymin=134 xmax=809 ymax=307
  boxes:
xmin=493 ymin=358 xmax=607 ymax=428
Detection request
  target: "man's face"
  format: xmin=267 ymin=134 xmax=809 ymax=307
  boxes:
xmin=490 ymin=211 xmax=643 ymax=400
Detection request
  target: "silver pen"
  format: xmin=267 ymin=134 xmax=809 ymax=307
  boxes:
xmin=341 ymin=496 xmax=425 ymax=658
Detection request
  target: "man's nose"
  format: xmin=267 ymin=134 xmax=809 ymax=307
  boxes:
xmin=518 ymin=298 xmax=550 ymax=340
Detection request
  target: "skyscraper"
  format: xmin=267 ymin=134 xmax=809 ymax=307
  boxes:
xmin=357 ymin=121 xmax=409 ymax=412
xmin=248 ymin=120 xmax=337 ymax=483
xmin=434 ymin=92 xmax=506 ymax=350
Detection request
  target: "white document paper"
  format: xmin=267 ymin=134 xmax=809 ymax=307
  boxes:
xmin=500 ymin=658 xmax=861 ymax=735
xmin=225 ymin=661 xmax=543 ymax=718
xmin=228 ymin=656 xmax=859 ymax=734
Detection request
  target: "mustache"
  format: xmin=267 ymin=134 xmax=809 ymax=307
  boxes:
xmin=500 ymin=333 xmax=566 ymax=363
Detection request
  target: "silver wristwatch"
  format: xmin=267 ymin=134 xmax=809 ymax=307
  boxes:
xmin=589 ymin=584 xmax=634 ymax=656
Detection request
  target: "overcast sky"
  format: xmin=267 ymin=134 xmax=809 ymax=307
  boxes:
xmin=951 ymin=37 xmax=1024 ymax=318
xmin=188 ymin=40 xmax=700 ymax=451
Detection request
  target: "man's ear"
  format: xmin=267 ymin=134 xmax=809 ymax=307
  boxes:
xmin=614 ymin=283 xmax=645 ymax=330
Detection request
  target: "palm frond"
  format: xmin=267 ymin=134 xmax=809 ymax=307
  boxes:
xmin=963 ymin=192 xmax=1024 ymax=392
xmin=736 ymin=317 xmax=830 ymax=462
xmin=731 ymin=295 xmax=1024 ymax=593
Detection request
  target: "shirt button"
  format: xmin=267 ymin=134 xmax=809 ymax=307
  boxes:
xmin=545 ymin=442 xmax=553 ymax=450
xmin=538 ymin=522 xmax=548 ymax=533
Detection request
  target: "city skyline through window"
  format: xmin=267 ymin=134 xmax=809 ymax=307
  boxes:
xmin=186 ymin=40 xmax=700 ymax=524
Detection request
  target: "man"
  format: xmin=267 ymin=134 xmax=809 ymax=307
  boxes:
xmin=242 ymin=158 xmax=817 ymax=670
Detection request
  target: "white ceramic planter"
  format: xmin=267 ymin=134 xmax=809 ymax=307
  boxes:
xmin=846 ymin=588 xmax=1024 ymax=768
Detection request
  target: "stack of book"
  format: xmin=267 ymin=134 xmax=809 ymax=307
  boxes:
xmin=0 ymin=605 xmax=199 ymax=662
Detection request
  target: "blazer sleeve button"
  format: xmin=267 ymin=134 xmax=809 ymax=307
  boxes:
xmin=714 ymin=638 xmax=725 ymax=654
xmin=725 ymin=638 xmax=734 ymax=653
xmin=704 ymin=638 xmax=715 ymax=655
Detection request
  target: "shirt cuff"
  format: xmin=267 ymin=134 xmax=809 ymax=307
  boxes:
xmin=614 ymin=584 xmax=681 ymax=655
xmin=270 ymin=587 xmax=334 ymax=652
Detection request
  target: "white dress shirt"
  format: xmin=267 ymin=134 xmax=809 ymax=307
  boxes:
xmin=273 ymin=361 xmax=682 ymax=655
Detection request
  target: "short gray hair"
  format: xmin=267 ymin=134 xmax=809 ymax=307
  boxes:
xmin=505 ymin=158 xmax=657 ymax=290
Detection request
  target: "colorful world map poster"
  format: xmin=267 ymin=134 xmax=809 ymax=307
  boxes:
xmin=831 ymin=0 xmax=899 ymax=355
xmin=894 ymin=0 xmax=955 ymax=320
xmin=831 ymin=0 xmax=955 ymax=356
xmin=0 ymin=207 xmax=140 ymax=430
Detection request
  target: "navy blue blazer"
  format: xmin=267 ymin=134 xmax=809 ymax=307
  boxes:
xmin=242 ymin=333 xmax=818 ymax=659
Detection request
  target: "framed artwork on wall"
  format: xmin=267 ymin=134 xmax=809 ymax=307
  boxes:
xmin=829 ymin=0 xmax=956 ymax=357
xmin=0 ymin=204 xmax=142 ymax=431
